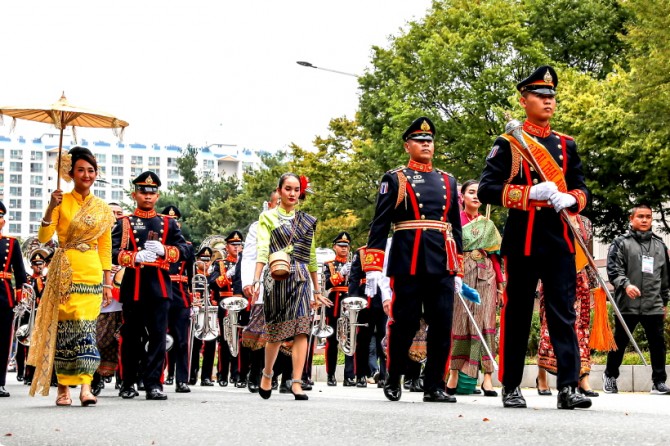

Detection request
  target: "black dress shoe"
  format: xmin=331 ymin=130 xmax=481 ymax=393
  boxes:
xmin=201 ymin=378 xmax=214 ymax=387
xmin=423 ymin=389 xmax=457 ymax=403
xmin=356 ymin=377 xmax=367 ymax=388
xmin=383 ymin=382 xmax=402 ymax=402
xmin=577 ymin=387 xmax=599 ymax=397
xmin=104 ymin=376 xmax=113 ymax=383
xmin=502 ymin=386 xmax=527 ymax=408
xmin=218 ymin=379 xmax=228 ymax=387
xmin=175 ymin=382 xmax=191 ymax=393
xmin=409 ymin=379 xmax=424 ymax=392
xmin=481 ymin=385 xmax=498 ymax=397
xmin=301 ymin=381 xmax=313 ymax=391
xmin=0 ymin=386 xmax=10 ymax=397
xmin=146 ymin=389 xmax=168 ymax=400
xmin=24 ymin=379 xmax=32 ymax=386
xmin=188 ymin=376 xmax=197 ymax=386
xmin=16 ymin=374 xmax=24 ymax=382
xmin=343 ymin=377 xmax=356 ymax=387
xmin=403 ymin=379 xmax=413 ymax=390
xmin=119 ymin=386 xmax=137 ymax=399
xmin=236 ymin=379 xmax=248 ymax=389
xmin=91 ymin=380 xmax=105 ymax=397
xmin=327 ymin=375 xmax=337 ymax=386
xmin=271 ymin=380 xmax=278 ymax=390
xmin=115 ymin=380 xmax=121 ymax=390
xmin=248 ymin=382 xmax=259 ymax=393
xmin=536 ymin=377 xmax=552 ymax=396
xmin=557 ymin=386 xmax=592 ymax=410
xmin=165 ymin=376 xmax=174 ymax=385
xmin=137 ymin=380 xmax=146 ymax=391
xmin=279 ymin=381 xmax=290 ymax=394
xmin=377 ymin=379 xmax=385 ymax=389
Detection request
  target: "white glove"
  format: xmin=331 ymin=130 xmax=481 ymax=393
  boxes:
xmin=144 ymin=240 xmax=165 ymax=256
xmin=455 ymin=277 xmax=463 ymax=295
xmin=226 ymin=264 xmax=237 ymax=279
xmin=365 ymin=271 xmax=383 ymax=297
xmin=549 ymin=191 xmax=577 ymax=213
xmin=529 ymin=182 xmax=558 ymax=201
xmin=339 ymin=263 xmax=351 ymax=276
xmin=135 ymin=250 xmax=158 ymax=264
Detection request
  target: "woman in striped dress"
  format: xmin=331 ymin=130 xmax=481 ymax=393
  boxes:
xmin=251 ymin=173 xmax=331 ymax=400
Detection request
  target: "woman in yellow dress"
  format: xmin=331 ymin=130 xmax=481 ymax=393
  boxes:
xmin=28 ymin=147 xmax=116 ymax=406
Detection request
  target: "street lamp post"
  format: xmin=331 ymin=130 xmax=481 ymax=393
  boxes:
xmin=296 ymin=61 xmax=359 ymax=78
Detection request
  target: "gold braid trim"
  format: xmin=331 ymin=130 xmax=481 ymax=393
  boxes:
xmin=395 ymin=170 xmax=407 ymax=209
xmin=500 ymin=135 xmax=522 ymax=184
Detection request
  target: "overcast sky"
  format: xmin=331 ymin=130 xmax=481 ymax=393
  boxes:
xmin=0 ymin=1 xmax=432 ymax=152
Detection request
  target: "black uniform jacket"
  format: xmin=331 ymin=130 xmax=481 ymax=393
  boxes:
xmin=363 ymin=161 xmax=463 ymax=277
xmin=169 ymin=242 xmax=195 ymax=308
xmin=478 ymin=122 xmax=589 ymax=256
xmin=112 ymin=209 xmax=189 ymax=303
xmin=0 ymin=236 xmax=27 ymax=309
xmin=209 ymin=255 xmax=237 ymax=300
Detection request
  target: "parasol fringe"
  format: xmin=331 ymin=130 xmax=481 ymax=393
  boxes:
xmin=71 ymin=126 xmax=78 ymax=144
xmin=0 ymin=114 xmax=3 ymax=126
xmin=590 ymin=287 xmax=617 ymax=352
xmin=9 ymin=117 xmax=16 ymax=133
xmin=112 ymin=125 xmax=126 ymax=142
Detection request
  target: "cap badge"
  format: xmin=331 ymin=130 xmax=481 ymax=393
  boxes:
xmin=169 ymin=208 xmax=175 ymax=216
xmin=420 ymin=120 xmax=431 ymax=132
xmin=544 ymin=69 xmax=553 ymax=84
xmin=342 ymin=234 xmax=348 ymax=241
xmin=145 ymin=175 xmax=154 ymax=185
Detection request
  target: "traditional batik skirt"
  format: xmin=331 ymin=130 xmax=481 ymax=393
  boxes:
xmin=54 ymin=249 xmax=103 ymax=385
xmin=262 ymin=262 xmax=311 ymax=343
xmin=96 ymin=311 xmax=122 ymax=376
xmin=241 ymin=304 xmax=268 ymax=351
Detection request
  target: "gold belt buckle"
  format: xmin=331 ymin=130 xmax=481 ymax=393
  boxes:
xmin=470 ymin=250 xmax=484 ymax=260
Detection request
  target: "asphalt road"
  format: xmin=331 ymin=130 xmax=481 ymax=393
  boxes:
xmin=0 ymin=379 xmax=668 ymax=446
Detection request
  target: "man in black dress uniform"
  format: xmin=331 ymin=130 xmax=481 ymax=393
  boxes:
xmin=323 ymin=232 xmax=356 ymax=386
xmin=209 ymin=230 xmax=244 ymax=387
xmin=162 ymin=205 xmax=195 ymax=393
xmin=189 ymin=246 xmax=217 ymax=385
xmin=113 ymin=172 xmax=189 ymax=400
xmin=0 ymin=201 xmax=27 ymax=397
xmin=363 ymin=117 xmax=463 ymax=403
xmin=478 ymin=66 xmax=591 ymax=410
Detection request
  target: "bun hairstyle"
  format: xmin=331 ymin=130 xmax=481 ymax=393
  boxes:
xmin=277 ymin=173 xmax=314 ymax=201
xmin=68 ymin=146 xmax=98 ymax=175
xmin=460 ymin=179 xmax=479 ymax=195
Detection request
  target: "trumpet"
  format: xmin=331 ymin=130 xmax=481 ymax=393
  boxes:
xmin=191 ymin=260 xmax=218 ymax=341
xmin=337 ymin=297 xmax=368 ymax=356
xmin=13 ymin=284 xmax=36 ymax=347
xmin=221 ymin=296 xmax=248 ymax=357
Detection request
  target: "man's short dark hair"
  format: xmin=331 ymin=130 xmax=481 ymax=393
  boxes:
xmin=631 ymin=203 xmax=652 ymax=215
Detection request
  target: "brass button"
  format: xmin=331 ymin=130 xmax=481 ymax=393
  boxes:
xmin=530 ymin=167 xmax=535 ymax=172
xmin=440 ymin=217 xmax=444 ymax=221
xmin=419 ymin=203 xmax=423 ymax=208
xmin=138 ymin=247 xmax=142 ymax=251
xmin=133 ymin=230 xmax=137 ymax=233
xmin=442 ymin=185 xmax=446 ymax=189
xmin=412 ymin=183 xmax=416 ymax=187
xmin=421 ymin=215 xmax=426 ymax=220
xmin=422 ymin=228 xmax=427 ymax=231
xmin=135 ymin=238 xmax=140 ymax=242
xmin=533 ymin=179 xmax=538 ymax=184
xmin=416 ymin=193 xmax=421 ymax=197
xmin=558 ymin=144 xmax=562 ymax=149
xmin=443 ymin=195 xmax=447 ymax=199
xmin=536 ymin=206 xmax=541 ymax=211
xmin=559 ymin=155 xmax=564 ymax=160
xmin=442 ymin=205 xmax=446 ymax=210
xmin=160 ymin=229 xmax=164 ymax=233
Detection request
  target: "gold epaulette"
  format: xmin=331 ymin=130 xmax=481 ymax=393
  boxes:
xmin=436 ymin=168 xmax=454 ymax=177
xmin=388 ymin=165 xmax=405 ymax=174
xmin=552 ymin=130 xmax=574 ymax=141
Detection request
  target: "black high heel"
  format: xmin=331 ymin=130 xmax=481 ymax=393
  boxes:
xmin=259 ymin=370 xmax=274 ymax=400
xmin=536 ymin=377 xmax=552 ymax=396
xmin=480 ymin=384 xmax=498 ymax=397
xmin=287 ymin=380 xmax=309 ymax=400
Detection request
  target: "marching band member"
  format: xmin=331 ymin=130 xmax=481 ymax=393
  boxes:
xmin=478 ymin=66 xmax=591 ymax=410
xmin=189 ymin=246 xmax=217 ymax=386
xmin=252 ymin=173 xmax=331 ymax=401
xmin=16 ymin=249 xmax=47 ymax=386
xmin=209 ymin=230 xmax=244 ymax=387
xmin=113 ymin=171 xmax=189 ymax=401
xmin=0 ymin=201 xmax=27 ymax=397
xmin=162 ymin=206 xmax=195 ymax=394
xmin=324 ymin=232 xmax=355 ymax=386
xmin=363 ymin=117 xmax=463 ymax=403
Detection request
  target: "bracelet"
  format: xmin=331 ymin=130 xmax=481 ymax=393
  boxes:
xmin=312 ymin=289 xmax=322 ymax=295
xmin=41 ymin=219 xmax=52 ymax=226
xmin=252 ymin=280 xmax=261 ymax=285
xmin=102 ymin=284 xmax=113 ymax=289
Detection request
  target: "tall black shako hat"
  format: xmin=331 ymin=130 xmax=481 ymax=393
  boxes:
xmin=332 ymin=231 xmax=351 ymax=247
xmin=161 ymin=205 xmax=181 ymax=219
xmin=225 ymin=230 xmax=244 ymax=246
xmin=402 ymin=117 xmax=435 ymax=142
xmin=133 ymin=171 xmax=161 ymax=192
xmin=517 ymin=65 xmax=558 ymax=96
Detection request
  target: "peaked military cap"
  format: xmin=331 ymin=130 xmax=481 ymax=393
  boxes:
xmin=225 ymin=230 xmax=244 ymax=246
xmin=0 ymin=200 xmax=5 ymax=216
xmin=332 ymin=231 xmax=352 ymax=246
xmin=161 ymin=205 xmax=181 ymax=219
xmin=517 ymin=65 xmax=558 ymax=96
xmin=402 ymin=116 xmax=435 ymax=142
xmin=30 ymin=248 xmax=49 ymax=264
xmin=133 ymin=171 xmax=161 ymax=192
xmin=196 ymin=246 xmax=213 ymax=259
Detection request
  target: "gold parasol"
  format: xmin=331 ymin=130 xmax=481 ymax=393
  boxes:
xmin=0 ymin=92 xmax=129 ymax=188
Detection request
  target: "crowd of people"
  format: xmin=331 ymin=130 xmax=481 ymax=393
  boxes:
xmin=1 ymin=65 xmax=669 ymax=410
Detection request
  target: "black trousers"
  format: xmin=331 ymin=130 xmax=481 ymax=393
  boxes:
xmin=249 ymin=348 xmax=265 ymax=385
xmin=166 ymin=300 xmax=191 ymax=383
xmin=120 ymin=298 xmax=169 ymax=391
xmin=190 ymin=337 xmax=216 ymax=381
xmin=216 ymin=308 xmax=240 ymax=381
xmin=502 ymin=253 xmax=579 ymax=389
xmin=606 ymin=314 xmax=667 ymax=384
xmin=369 ymin=304 xmax=388 ymax=380
xmin=353 ymin=307 xmax=372 ymax=379
xmin=387 ymin=274 xmax=454 ymax=393
xmin=0 ymin=308 xmax=13 ymax=386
